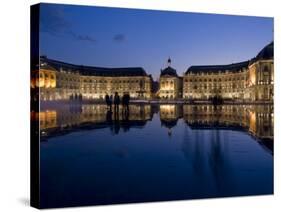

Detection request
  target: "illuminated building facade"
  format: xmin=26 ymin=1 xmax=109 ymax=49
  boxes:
xmin=32 ymin=42 xmax=273 ymax=102
xmin=183 ymin=42 xmax=274 ymax=101
xmin=35 ymin=57 xmax=152 ymax=100
xmin=158 ymin=58 xmax=182 ymax=99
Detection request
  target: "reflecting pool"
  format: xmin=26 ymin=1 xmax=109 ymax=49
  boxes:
xmin=37 ymin=104 xmax=273 ymax=208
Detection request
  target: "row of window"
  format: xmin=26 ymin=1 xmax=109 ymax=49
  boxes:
xmin=81 ymin=87 xmax=143 ymax=90
xmin=39 ymin=73 xmax=55 ymax=79
xmin=184 ymin=77 xmax=246 ymax=83
xmin=184 ymin=84 xmax=245 ymax=89
xmin=184 ymin=87 xmax=245 ymax=92
xmin=161 ymin=81 xmax=175 ymax=84
xmin=57 ymin=77 xmax=80 ymax=82
xmin=57 ymin=79 xmax=147 ymax=84
xmin=82 ymin=79 xmax=145 ymax=83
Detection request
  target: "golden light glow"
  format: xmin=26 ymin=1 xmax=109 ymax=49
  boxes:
xmin=39 ymin=110 xmax=57 ymax=129
xmin=39 ymin=71 xmax=45 ymax=87
xmin=34 ymin=69 xmax=57 ymax=88
xmin=160 ymin=105 xmax=176 ymax=119
xmin=249 ymin=68 xmax=256 ymax=86
xmin=160 ymin=105 xmax=175 ymax=111
xmin=249 ymin=111 xmax=256 ymax=134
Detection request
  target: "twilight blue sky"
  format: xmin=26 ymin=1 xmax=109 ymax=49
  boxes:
xmin=39 ymin=3 xmax=273 ymax=80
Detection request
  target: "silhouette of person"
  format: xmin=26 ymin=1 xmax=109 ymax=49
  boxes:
xmin=106 ymin=110 xmax=113 ymax=124
xmin=113 ymin=100 xmax=120 ymax=134
xmin=69 ymin=94 xmax=73 ymax=101
xmin=105 ymin=94 xmax=110 ymax=109
xmin=114 ymin=92 xmax=120 ymax=112
xmin=125 ymin=93 xmax=130 ymax=112
xmin=109 ymin=95 xmax=113 ymax=111
xmin=121 ymin=93 xmax=130 ymax=115
xmin=122 ymin=93 xmax=126 ymax=110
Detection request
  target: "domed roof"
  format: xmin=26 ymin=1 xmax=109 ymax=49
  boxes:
xmin=161 ymin=119 xmax=178 ymax=129
xmin=160 ymin=66 xmax=178 ymax=77
xmin=256 ymin=42 xmax=273 ymax=60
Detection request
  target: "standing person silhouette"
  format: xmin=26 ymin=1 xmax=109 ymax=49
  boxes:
xmin=105 ymin=94 xmax=110 ymax=109
xmin=114 ymin=92 xmax=120 ymax=112
xmin=125 ymin=93 xmax=130 ymax=112
xmin=109 ymin=95 xmax=113 ymax=111
xmin=121 ymin=93 xmax=126 ymax=113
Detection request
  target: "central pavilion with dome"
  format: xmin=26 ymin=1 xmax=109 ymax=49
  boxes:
xmin=158 ymin=58 xmax=183 ymax=99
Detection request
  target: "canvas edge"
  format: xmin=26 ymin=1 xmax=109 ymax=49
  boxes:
xmin=30 ymin=3 xmax=41 ymax=209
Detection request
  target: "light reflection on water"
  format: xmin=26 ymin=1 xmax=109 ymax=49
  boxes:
xmin=37 ymin=104 xmax=273 ymax=208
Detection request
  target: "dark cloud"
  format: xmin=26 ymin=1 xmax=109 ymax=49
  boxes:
xmin=40 ymin=5 xmax=96 ymax=43
xmin=113 ymin=34 xmax=126 ymax=42
xmin=40 ymin=5 xmax=123 ymax=44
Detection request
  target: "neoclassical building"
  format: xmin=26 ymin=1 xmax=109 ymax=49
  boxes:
xmin=33 ymin=57 xmax=152 ymax=100
xmin=31 ymin=42 xmax=273 ymax=102
xmin=158 ymin=58 xmax=182 ymax=99
xmin=183 ymin=42 xmax=274 ymax=101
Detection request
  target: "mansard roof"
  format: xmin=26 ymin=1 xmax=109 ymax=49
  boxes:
xmin=185 ymin=60 xmax=249 ymax=75
xmin=160 ymin=66 xmax=178 ymax=77
xmin=40 ymin=56 xmax=148 ymax=77
xmin=185 ymin=42 xmax=274 ymax=75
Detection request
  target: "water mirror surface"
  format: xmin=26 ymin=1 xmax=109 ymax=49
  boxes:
xmin=38 ymin=104 xmax=273 ymax=208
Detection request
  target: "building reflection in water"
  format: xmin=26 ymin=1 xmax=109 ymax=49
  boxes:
xmin=180 ymin=104 xmax=273 ymax=196
xmin=34 ymin=104 xmax=273 ymax=151
xmin=183 ymin=104 xmax=273 ymax=152
xmin=159 ymin=105 xmax=182 ymax=137
xmin=35 ymin=104 xmax=152 ymax=138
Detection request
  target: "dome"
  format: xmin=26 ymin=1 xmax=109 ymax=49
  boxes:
xmin=160 ymin=66 xmax=178 ymax=77
xmin=161 ymin=119 xmax=178 ymax=129
xmin=256 ymin=42 xmax=273 ymax=60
